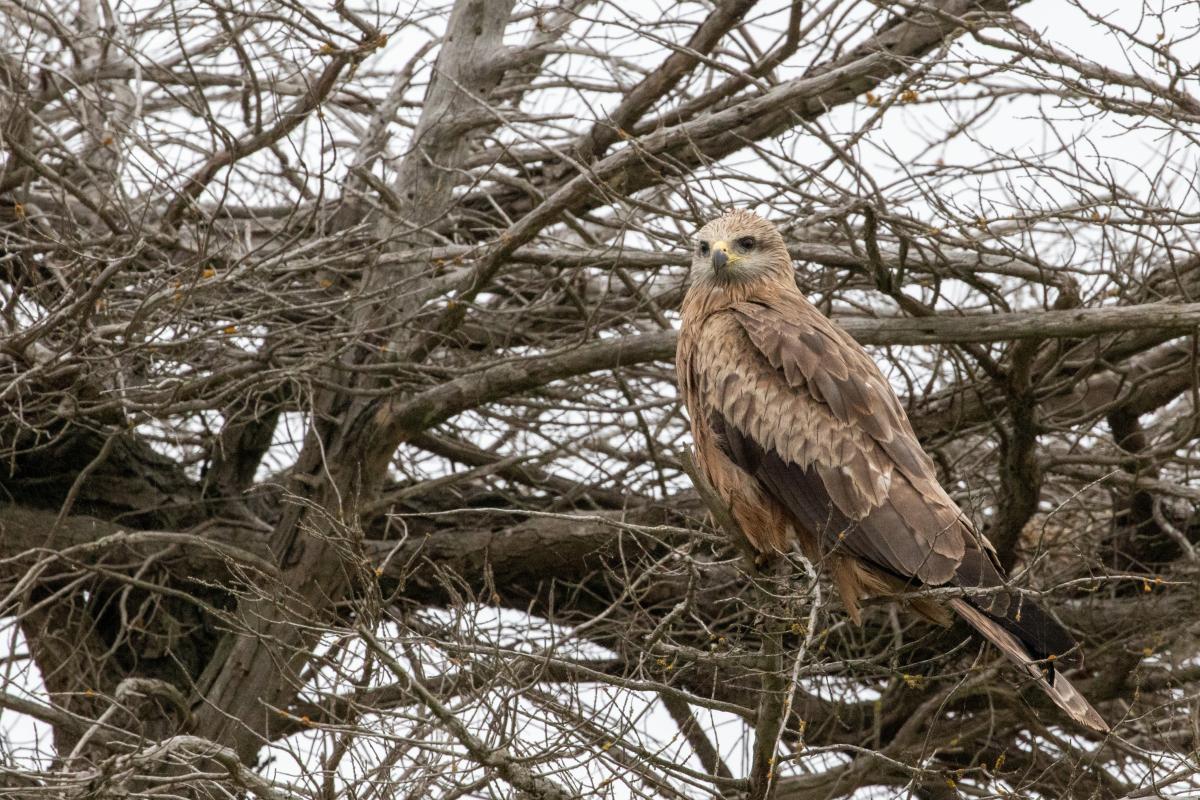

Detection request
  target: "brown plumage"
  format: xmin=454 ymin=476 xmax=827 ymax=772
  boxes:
xmin=677 ymin=209 xmax=1107 ymax=732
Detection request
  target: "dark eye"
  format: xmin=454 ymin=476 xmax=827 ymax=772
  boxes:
xmin=697 ymin=241 xmax=710 ymax=257
xmin=735 ymin=236 xmax=756 ymax=252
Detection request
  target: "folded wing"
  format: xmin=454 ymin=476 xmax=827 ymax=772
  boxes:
xmin=688 ymin=296 xmax=1106 ymax=729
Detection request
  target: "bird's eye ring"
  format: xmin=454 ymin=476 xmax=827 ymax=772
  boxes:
xmin=697 ymin=241 xmax=710 ymax=257
xmin=735 ymin=236 xmax=756 ymax=252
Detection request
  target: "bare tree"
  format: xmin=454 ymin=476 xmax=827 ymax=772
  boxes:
xmin=1 ymin=0 xmax=1198 ymax=797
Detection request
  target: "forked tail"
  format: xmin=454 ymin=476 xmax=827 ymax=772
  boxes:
xmin=949 ymin=598 xmax=1108 ymax=732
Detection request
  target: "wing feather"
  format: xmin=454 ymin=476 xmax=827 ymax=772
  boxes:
xmin=693 ymin=299 xmax=974 ymax=585
xmin=678 ymin=230 xmax=1104 ymax=730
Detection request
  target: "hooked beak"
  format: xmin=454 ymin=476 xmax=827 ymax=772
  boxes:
xmin=711 ymin=240 xmax=730 ymax=272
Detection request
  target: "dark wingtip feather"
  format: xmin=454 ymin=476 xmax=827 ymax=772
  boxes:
xmin=950 ymin=598 xmax=1108 ymax=732
xmin=993 ymin=595 xmax=1082 ymax=672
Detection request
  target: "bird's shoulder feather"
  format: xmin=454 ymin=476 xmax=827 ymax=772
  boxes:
xmin=686 ymin=294 xmax=979 ymax=585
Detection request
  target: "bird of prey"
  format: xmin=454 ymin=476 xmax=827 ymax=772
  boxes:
xmin=677 ymin=209 xmax=1107 ymax=731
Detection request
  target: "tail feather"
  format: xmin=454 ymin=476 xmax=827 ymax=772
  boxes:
xmin=949 ymin=598 xmax=1108 ymax=732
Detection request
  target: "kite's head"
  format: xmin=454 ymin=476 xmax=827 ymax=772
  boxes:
xmin=690 ymin=209 xmax=790 ymax=287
